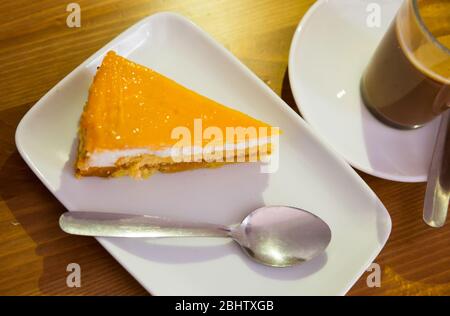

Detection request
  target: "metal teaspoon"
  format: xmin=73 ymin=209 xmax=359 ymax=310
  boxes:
xmin=59 ymin=206 xmax=331 ymax=267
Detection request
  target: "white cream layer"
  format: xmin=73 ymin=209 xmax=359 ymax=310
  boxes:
xmin=87 ymin=137 xmax=271 ymax=167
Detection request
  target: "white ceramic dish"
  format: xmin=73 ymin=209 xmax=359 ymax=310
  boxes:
xmin=16 ymin=12 xmax=391 ymax=295
xmin=289 ymin=0 xmax=441 ymax=183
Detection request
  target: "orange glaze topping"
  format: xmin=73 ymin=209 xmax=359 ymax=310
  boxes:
xmin=81 ymin=51 xmax=275 ymax=153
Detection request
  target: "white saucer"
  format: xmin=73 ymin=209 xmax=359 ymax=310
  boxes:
xmin=288 ymin=0 xmax=441 ymax=182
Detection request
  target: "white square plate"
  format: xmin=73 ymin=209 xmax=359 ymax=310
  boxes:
xmin=16 ymin=12 xmax=391 ymax=295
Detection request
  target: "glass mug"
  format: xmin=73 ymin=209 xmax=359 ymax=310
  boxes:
xmin=361 ymin=0 xmax=450 ymax=129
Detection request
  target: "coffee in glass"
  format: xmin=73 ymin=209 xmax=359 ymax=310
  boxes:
xmin=361 ymin=0 xmax=450 ymax=129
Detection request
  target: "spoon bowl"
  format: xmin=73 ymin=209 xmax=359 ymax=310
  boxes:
xmin=231 ymin=206 xmax=331 ymax=267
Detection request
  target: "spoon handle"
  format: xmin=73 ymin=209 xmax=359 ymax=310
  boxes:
xmin=59 ymin=211 xmax=232 ymax=238
xmin=423 ymin=110 xmax=450 ymax=227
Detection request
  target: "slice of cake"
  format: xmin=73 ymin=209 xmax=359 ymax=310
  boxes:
xmin=76 ymin=51 xmax=278 ymax=178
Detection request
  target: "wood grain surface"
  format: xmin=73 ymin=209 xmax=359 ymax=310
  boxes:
xmin=0 ymin=0 xmax=449 ymax=296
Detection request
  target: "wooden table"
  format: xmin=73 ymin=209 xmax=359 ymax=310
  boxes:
xmin=0 ymin=0 xmax=449 ymax=296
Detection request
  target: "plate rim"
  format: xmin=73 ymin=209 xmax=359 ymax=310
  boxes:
xmin=15 ymin=11 xmax=392 ymax=296
xmin=288 ymin=0 xmax=428 ymax=183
